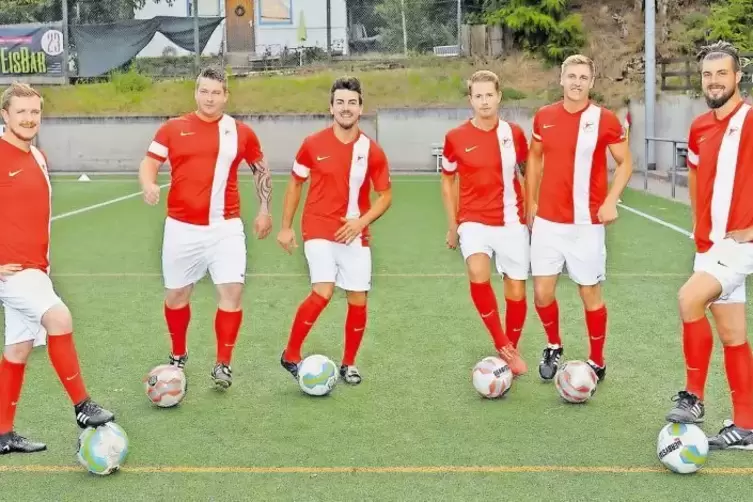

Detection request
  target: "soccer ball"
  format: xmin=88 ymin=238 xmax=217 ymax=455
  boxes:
xmin=472 ymin=356 xmax=513 ymax=398
xmin=554 ymin=360 xmax=598 ymax=403
xmin=144 ymin=364 xmax=187 ymax=408
xmin=76 ymin=422 xmax=129 ymax=476
xmin=298 ymin=354 xmax=338 ymax=396
xmin=657 ymin=422 xmax=709 ymax=474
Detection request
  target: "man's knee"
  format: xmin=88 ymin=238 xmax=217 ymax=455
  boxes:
xmin=466 ymin=253 xmax=492 ymax=283
xmin=346 ymin=290 xmax=367 ymax=306
xmin=41 ymin=303 xmax=73 ymax=336
xmin=578 ymin=283 xmax=603 ymax=310
xmin=711 ymin=303 xmax=748 ymax=346
xmin=216 ymin=283 xmax=244 ymax=311
xmin=312 ymin=282 xmax=335 ymax=300
xmin=678 ymin=273 xmax=722 ymax=322
xmin=165 ymin=285 xmax=193 ymax=309
xmin=3 ymin=340 xmax=34 ymax=363
xmin=533 ymin=276 xmax=557 ymax=306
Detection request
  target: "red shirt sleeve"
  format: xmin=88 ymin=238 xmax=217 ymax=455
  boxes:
xmin=511 ymin=123 xmax=529 ymax=164
xmin=292 ymin=138 xmax=312 ymax=181
xmin=601 ymin=109 xmax=627 ymax=145
xmin=687 ymin=123 xmax=699 ymax=170
xmin=239 ymin=122 xmax=263 ymax=166
xmin=441 ymin=133 xmax=457 ymax=175
xmin=531 ymin=110 xmax=543 ymax=142
xmin=368 ymin=142 xmax=391 ymax=191
xmin=147 ymin=121 xmax=172 ymax=162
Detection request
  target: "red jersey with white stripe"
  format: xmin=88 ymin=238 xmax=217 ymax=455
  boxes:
xmin=532 ymin=101 xmax=625 ymax=224
xmin=146 ymin=112 xmax=263 ymax=226
xmin=0 ymin=139 xmax=52 ymax=272
xmin=292 ymin=127 xmax=391 ymax=244
xmin=687 ymin=102 xmax=753 ymax=253
xmin=441 ymin=119 xmax=528 ymax=226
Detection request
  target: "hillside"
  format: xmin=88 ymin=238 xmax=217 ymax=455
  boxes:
xmin=34 ymin=0 xmax=711 ymax=116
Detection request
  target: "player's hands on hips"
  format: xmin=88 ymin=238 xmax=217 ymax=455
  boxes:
xmin=446 ymin=225 xmax=459 ymax=250
xmin=597 ymin=201 xmax=619 ymax=225
xmin=0 ymin=264 xmax=22 ymax=281
xmin=142 ymin=183 xmax=160 ymax=206
xmin=276 ymin=228 xmax=298 ymax=254
xmin=726 ymin=227 xmax=753 ymax=243
xmin=254 ymin=212 xmax=273 ymax=239
xmin=336 ymin=217 xmax=365 ymax=245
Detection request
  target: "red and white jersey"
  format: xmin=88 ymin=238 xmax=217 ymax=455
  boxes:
xmin=0 ymin=138 xmax=52 ymax=272
xmin=441 ymin=119 xmax=528 ymax=226
xmin=687 ymin=101 xmax=753 ymax=253
xmin=532 ymin=101 xmax=625 ymax=224
xmin=292 ymin=127 xmax=391 ymax=245
xmin=147 ymin=112 xmax=263 ymax=226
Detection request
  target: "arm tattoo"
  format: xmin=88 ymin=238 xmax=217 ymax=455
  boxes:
xmin=250 ymin=159 xmax=272 ymax=214
xmin=516 ymin=161 xmax=527 ymax=177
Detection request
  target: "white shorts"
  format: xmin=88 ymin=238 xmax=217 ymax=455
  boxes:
xmin=303 ymin=239 xmax=372 ymax=292
xmin=457 ymin=222 xmax=530 ymax=280
xmin=531 ymin=217 xmax=606 ymax=286
xmin=162 ymin=217 xmax=247 ymax=290
xmin=693 ymin=239 xmax=753 ymax=304
xmin=0 ymin=268 xmax=63 ymax=347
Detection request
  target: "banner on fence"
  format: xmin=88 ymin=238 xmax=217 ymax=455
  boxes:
xmin=0 ymin=22 xmax=65 ymax=81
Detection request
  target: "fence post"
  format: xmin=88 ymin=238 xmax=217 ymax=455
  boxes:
xmin=644 ymin=137 xmax=649 ymax=190
xmin=671 ymin=140 xmax=676 ymax=199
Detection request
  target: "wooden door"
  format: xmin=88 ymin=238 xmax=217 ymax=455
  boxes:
xmin=225 ymin=0 xmax=254 ymax=52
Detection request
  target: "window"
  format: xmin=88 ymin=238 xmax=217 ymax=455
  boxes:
xmin=259 ymin=0 xmax=292 ymax=24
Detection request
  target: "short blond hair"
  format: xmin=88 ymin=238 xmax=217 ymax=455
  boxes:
xmin=1 ymin=82 xmax=43 ymax=111
xmin=561 ymin=54 xmax=596 ymax=77
xmin=467 ymin=70 xmax=500 ymax=94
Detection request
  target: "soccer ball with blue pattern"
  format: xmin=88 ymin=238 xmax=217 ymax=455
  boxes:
xmin=657 ymin=422 xmax=709 ymax=474
xmin=298 ymin=354 xmax=338 ymax=396
xmin=76 ymin=422 xmax=129 ymax=476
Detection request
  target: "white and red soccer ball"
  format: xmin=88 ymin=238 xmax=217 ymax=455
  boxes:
xmin=554 ymin=360 xmax=598 ymax=403
xmin=472 ymin=356 xmax=513 ymax=398
xmin=144 ymin=364 xmax=187 ymax=408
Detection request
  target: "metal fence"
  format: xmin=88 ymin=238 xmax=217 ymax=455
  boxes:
xmin=0 ymin=0 xmax=462 ymax=82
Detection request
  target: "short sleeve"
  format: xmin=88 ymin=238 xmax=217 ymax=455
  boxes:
xmin=441 ymin=133 xmax=457 ymax=175
xmin=531 ymin=110 xmax=543 ymax=142
xmin=147 ymin=121 xmax=171 ymax=162
xmin=292 ymin=138 xmax=312 ymax=180
xmin=240 ymin=122 xmax=263 ymax=165
xmin=601 ymin=109 xmax=626 ymax=145
xmin=687 ymin=124 xmax=699 ymax=170
xmin=368 ymin=143 xmax=391 ymax=191
xmin=511 ymin=123 xmax=529 ymax=164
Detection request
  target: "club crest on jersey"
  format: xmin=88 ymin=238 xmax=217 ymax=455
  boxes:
xmin=356 ymin=154 xmax=365 ymax=164
xmin=501 ymin=137 xmax=512 ymax=148
xmin=582 ymin=121 xmax=595 ymax=133
xmin=728 ymin=126 xmax=740 ymax=136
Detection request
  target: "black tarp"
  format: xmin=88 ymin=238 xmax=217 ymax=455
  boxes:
xmin=70 ymin=16 xmax=224 ymax=77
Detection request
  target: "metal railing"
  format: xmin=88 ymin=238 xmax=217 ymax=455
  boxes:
xmin=644 ymin=136 xmax=688 ymax=199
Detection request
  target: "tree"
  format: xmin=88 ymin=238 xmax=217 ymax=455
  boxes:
xmin=0 ymin=0 xmax=174 ymax=25
xmin=374 ymin=0 xmax=457 ymax=53
xmin=703 ymin=0 xmax=753 ymax=51
xmin=485 ymin=0 xmax=585 ymax=64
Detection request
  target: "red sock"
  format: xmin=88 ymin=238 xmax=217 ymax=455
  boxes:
xmin=535 ymin=300 xmax=561 ymax=346
xmin=47 ymin=333 xmax=89 ymax=405
xmin=470 ymin=281 xmax=511 ymax=350
xmin=585 ymin=305 xmax=608 ymax=367
xmin=343 ymin=303 xmax=367 ymax=366
xmin=164 ymin=303 xmax=190 ymax=357
xmin=683 ymin=317 xmax=713 ymax=400
xmin=723 ymin=342 xmax=753 ymax=429
xmin=505 ymin=297 xmax=527 ymax=348
xmin=215 ymin=309 xmax=243 ymax=365
xmin=0 ymin=357 xmax=26 ymax=435
xmin=285 ymin=292 xmax=330 ymax=362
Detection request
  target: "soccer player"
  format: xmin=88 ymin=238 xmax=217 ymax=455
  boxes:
xmin=138 ymin=67 xmax=272 ymax=389
xmin=525 ymin=54 xmax=633 ymax=382
xmin=439 ymin=70 xmax=529 ymax=376
xmin=277 ymin=76 xmax=392 ymax=385
xmin=0 ymin=82 xmax=115 ymax=454
xmin=665 ymin=41 xmax=753 ymax=450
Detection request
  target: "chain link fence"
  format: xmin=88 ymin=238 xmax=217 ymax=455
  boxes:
xmin=0 ymin=0 xmax=461 ymax=80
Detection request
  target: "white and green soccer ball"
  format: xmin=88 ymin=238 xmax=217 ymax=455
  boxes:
xmin=657 ymin=422 xmax=709 ymax=474
xmin=76 ymin=422 xmax=129 ymax=476
xmin=298 ymin=354 xmax=338 ymax=396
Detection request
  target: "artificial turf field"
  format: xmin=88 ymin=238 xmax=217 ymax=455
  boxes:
xmin=1 ymin=173 xmax=753 ymax=501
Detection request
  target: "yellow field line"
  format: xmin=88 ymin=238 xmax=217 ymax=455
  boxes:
xmin=0 ymin=464 xmax=751 ymax=475
xmin=49 ymin=272 xmax=687 ymax=279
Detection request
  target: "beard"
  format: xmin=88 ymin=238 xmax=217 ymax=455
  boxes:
xmin=704 ymin=86 xmax=735 ymax=109
xmin=334 ymin=114 xmax=357 ymax=129
xmin=10 ymin=123 xmax=38 ymax=141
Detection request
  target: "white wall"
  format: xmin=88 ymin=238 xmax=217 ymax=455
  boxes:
xmin=254 ymin=0 xmax=348 ymax=56
xmin=135 ymin=0 xmax=225 ymax=57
